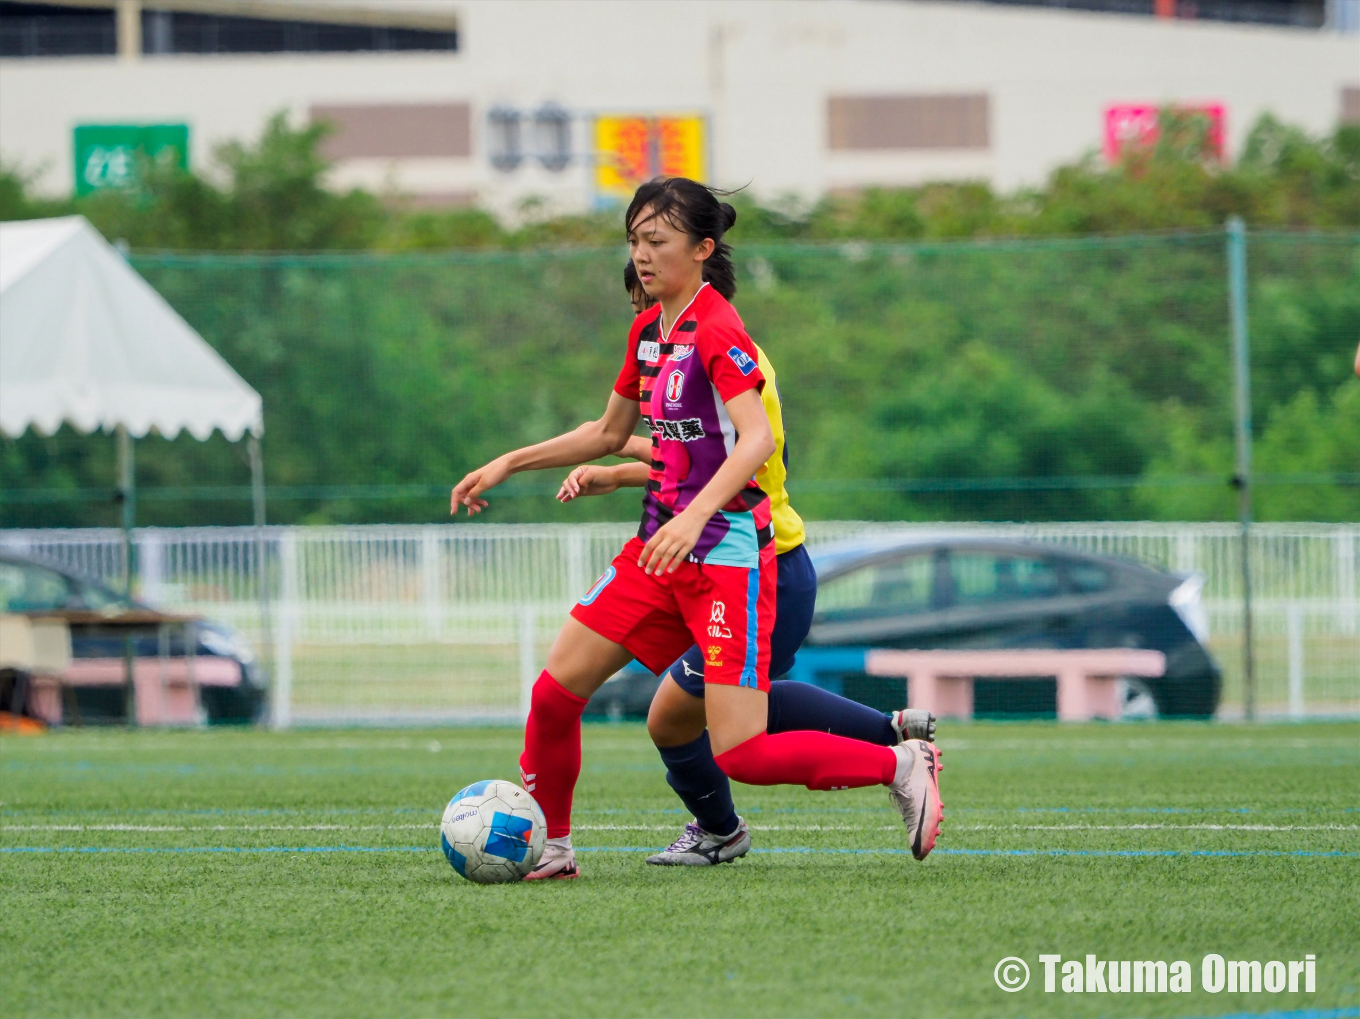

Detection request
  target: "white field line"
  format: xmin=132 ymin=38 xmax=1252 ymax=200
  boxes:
xmin=953 ymin=823 xmax=1360 ymax=832
xmin=4 ymin=823 xmax=1357 ymax=834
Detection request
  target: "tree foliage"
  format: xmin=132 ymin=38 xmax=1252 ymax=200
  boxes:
xmin=1 ymin=111 xmax=1356 ymax=527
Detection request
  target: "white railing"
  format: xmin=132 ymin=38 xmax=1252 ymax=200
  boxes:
xmin=3 ymin=522 xmax=1357 ymax=723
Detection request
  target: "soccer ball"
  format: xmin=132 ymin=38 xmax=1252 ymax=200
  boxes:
xmin=440 ymin=779 xmax=546 ymax=884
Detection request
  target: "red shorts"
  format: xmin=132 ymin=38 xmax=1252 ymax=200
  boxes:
xmin=571 ymin=537 xmax=777 ymax=691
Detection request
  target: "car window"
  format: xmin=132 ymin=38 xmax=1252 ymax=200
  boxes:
xmin=948 ymin=552 xmax=1060 ymax=605
xmin=0 ymin=562 xmax=75 ymax=612
xmin=816 ymin=553 xmax=936 ymax=620
xmin=1068 ymin=563 xmax=1112 ymax=593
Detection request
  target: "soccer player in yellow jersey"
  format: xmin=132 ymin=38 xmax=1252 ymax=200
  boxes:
xmin=555 ymin=261 xmax=935 ymax=866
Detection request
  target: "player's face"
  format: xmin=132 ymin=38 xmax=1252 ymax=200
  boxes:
xmin=629 ymin=290 xmax=650 ymax=316
xmin=627 ymin=206 xmax=712 ymax=303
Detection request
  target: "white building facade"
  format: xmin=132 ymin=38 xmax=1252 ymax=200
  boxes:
xmin=2 ymin=0 xmax=1357 ymax=217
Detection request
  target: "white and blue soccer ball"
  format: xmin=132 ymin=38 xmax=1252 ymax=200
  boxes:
xmin=440 ymin=779 xmax=546 ymax=884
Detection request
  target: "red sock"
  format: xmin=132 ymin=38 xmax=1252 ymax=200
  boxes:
xmin=519 ymin=671 xmax=588 ymax=838
xmin=713 ymin=731 xmax=897 ymax=790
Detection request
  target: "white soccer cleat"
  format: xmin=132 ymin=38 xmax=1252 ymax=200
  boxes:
xmin=646 ymin=818 xmax=751 ymax=866
xmin=523 ymin=842 xmax=579 ymax=880
xmin=891 ymin=708 xmax=937 ymax=744
xmin=887 ymin=740 xmax=944 ymax=861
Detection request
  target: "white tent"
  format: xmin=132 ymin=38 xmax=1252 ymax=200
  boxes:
xmin=0 ymin=216 xmax=266 ymax=592
xmin=1 ymin=216 xmax=261 ymax=441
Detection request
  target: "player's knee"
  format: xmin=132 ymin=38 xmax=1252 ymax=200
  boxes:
xmin=647 ymin=675 xmax=707 ymax=747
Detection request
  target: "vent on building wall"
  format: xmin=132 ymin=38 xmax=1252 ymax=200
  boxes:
xmin=1343 ymin=86 xmax=1360 ymax=124
xmin=311 ymin=104 xmax=471 ymax=160
xmin=827 ymin=94 xmax=991 ymax=151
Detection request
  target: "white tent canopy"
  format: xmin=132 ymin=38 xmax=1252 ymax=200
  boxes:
xmin=0 ymin=216 xmax=262 ymax=441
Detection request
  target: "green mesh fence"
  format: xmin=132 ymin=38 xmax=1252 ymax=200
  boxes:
xmin=2 ymin=229 xmax=1357 ymax=528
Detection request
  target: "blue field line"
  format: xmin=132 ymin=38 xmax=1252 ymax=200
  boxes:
xmin=4 ymin=846 xmax=1359 ymax=858
xmin=1184 ymin=1009 xmax=1360 ymax=1019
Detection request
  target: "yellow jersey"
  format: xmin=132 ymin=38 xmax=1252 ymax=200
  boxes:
xmin=753 ymin=344 xmax=807 ymax=554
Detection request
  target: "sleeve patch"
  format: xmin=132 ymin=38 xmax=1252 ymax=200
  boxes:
xmin=727 ymin=346 xmax=757 ymax=376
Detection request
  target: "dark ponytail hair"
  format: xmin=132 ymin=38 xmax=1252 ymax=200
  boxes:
xmin=625 ymin=177 xmax=738 ymax=301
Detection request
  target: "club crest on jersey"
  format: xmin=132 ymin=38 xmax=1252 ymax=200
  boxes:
xmin=669 ymin=344 xmax=694 ymax=361
xmin=727 ymin=346 xmax=756 ymax=375
xmin=707 ymin=600 xmax=732 ymax=639
xmin=665 ymin=370 xmax=685 ymax=402
xmin=637 ymin=340 xmax=661 ymax=362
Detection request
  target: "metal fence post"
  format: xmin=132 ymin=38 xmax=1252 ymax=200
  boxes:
xmin=421 ymin=528 xmax=443 ymax=641
xmin=272 ymin=531 xmax=297 ymax=730
xmin=1227 ymin=217 xmax=1255 ymax=720
xmin=1286 ymin=604 xmax=1305 ymax=719
xmin=518 ymin=604 xmax=536 ymax=723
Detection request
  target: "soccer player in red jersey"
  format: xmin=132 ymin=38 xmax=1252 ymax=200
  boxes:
xmin=451 ymin=178 xmax=943 ymax=879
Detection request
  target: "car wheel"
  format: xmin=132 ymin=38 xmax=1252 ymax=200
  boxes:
xmin=1116 ymin=677 xmax=1160 ymax=720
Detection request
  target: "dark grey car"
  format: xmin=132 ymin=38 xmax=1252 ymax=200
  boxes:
xmin=802 ymin=537 xmax=1221 ymax=718
xmin=588 ymin=536 xmax=1221 ymax=721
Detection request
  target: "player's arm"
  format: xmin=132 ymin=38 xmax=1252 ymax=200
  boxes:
xmin=451 ymin=392 xmax=640 ymax=516
xmin=557 ymin=461 xmax=651 ymax=503
xmin=637 ymin=389 xmax=774 ymax=574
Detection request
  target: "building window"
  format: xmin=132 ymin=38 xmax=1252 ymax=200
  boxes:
xmin=0 ymin=2 xmax=116 ymax=58
xmin=828 ymin=94 xmax=990 ymax=152
xmin=140 ymin=9 xmax=457 ymax=56
xmin=487 ymin=108 xmax=524 ymax=172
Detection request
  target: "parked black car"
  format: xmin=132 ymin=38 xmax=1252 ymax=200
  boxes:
xmin=587 ymin=537 xmax=1221 ymax=720
xmin=0 ymin=552 xmax=266 ymax=724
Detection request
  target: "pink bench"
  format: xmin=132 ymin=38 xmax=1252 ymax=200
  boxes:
xmin=864 ymin=648 xmax=1166 ymax=721
xmin=28 ymin=657 xmax=240 ymax=726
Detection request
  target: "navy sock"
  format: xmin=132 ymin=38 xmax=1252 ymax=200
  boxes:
xmin=657 ymin=731 xmax=740 ymax=837
xmin=767 ymin=681 xmax=898 ymax=746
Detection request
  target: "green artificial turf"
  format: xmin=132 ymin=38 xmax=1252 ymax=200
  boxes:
xmin=2 ymin=722 xmax=1357 ymax=1018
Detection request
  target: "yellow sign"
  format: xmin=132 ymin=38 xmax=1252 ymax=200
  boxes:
xmin=594 ymin=115 xmax=706 ymax=201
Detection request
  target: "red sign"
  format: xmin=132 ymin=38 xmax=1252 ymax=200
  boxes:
xmin=1104 ymin=104 xmax=1225 ymax=162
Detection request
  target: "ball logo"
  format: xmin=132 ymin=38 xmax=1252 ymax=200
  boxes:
xmin=666 ymin=370 xmax=685 ymax=402
xmin=483 ymin=811 xmax=534 ymax=863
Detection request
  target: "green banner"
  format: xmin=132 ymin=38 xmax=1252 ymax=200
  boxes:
xmin=72 ymin=124 xmax=189 ymax=196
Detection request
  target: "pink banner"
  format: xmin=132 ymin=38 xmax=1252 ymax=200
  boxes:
xmin=1104 ymin=103 xmax=1225 ymax=162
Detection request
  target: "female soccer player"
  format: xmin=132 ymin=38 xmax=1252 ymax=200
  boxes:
xmin=451 ymin=177 xmax=943 ymax=880
xmin=557 ymin=260 xmax=935 ymax=866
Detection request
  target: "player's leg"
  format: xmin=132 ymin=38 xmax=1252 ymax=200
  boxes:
xmin=692 ymin=555 xmax=944 ymax=860
xmin=644 ymin=663 xmax=749 ymax=865
xmin=522 ymin=539 xmax=691 ymax=879
xmin=761 ymin=543 xmax=933 ymax=744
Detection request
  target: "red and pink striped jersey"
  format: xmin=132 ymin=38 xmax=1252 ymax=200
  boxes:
xmin=614 ymin=283 xmax=774 ymax=568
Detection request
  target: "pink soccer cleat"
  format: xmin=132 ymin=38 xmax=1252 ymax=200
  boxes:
xmin=887 ymin=740 xmax=944 ymax=861
xmin=523 ymin=842 xmax=579 ymax=881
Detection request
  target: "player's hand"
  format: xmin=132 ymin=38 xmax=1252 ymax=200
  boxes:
xmin=557 ymin=465 xmax=620 ymax=503
xmin=451 ymin=458 xmax=511 ymax=516
xmin=638 ymin=509 xmax=705 ymax=576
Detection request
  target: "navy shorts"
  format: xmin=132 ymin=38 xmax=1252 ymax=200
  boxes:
xmin=667 ymin=542 xmax=817 ymax=698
